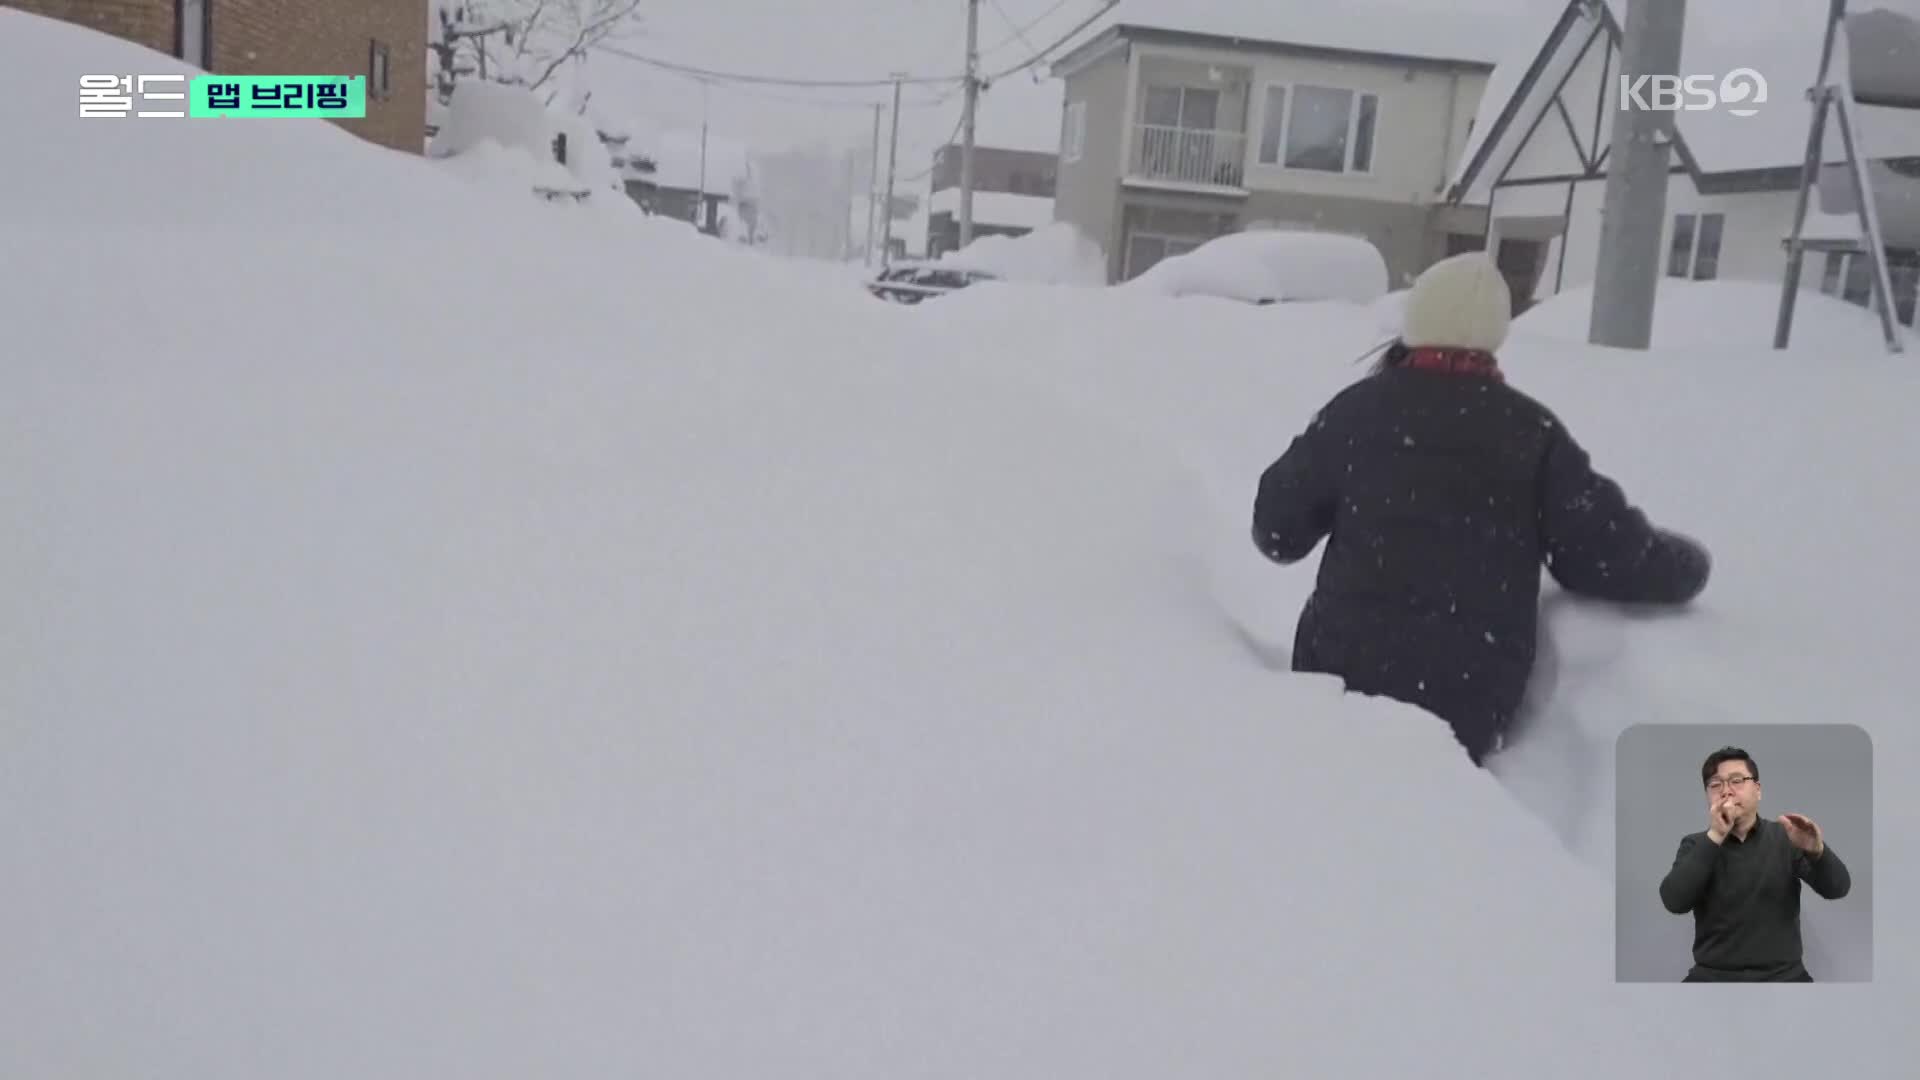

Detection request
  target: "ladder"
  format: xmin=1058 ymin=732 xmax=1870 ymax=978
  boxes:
xmin=1775 ymin=0 xmax=1904 ymax=353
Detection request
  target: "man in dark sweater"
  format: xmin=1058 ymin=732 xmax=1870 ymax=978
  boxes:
xmin=1658 ymin=747 xmax=1852 ymax=982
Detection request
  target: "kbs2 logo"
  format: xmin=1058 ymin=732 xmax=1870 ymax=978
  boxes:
xmin=1618 ymin=69 xmax=1768 ymax=116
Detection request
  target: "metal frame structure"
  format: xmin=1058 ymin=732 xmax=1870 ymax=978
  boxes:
xmin=1776 ymin=0 xmax=1907 ymax=353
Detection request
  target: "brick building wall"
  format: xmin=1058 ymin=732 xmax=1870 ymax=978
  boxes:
xmin=4 ymin=0 xmax=426 ymax=154
xmin=212 ymin=0 xmax=425 ymax=154
xmin=6 ymin=0 xmax=175 ymax=53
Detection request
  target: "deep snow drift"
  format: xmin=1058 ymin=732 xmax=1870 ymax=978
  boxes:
xmin=4 ymin=10 xmax=1916 ymax=1079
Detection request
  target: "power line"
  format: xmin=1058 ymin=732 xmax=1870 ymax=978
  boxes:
xmin=983 ymin=0 xmax=1117 ymax=83
xmin=596 ymin=43 xmax=964 ymax=89
xmin=983 ymin=0 xmax=1070 ymax=56
xmin=660 ymin=74 xmax=954 ymax=112
xmin=896 ymin=109 xmax=968 ymax=183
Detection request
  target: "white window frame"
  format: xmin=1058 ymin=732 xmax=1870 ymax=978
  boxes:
xmin=369 ymin=39 xmax=392 ymax=100
xmin=1253 ymin=80 xmax=1379 ymax=175
xmin=1061 ymin=100 xmax=1086 ymax=164
xmin=1123 ymin=230 xmax=1205 ymax=279
xmin=178 ymin=0 xmax=209 ymax=68
xmin=1666 ymin=211 xmax=1724 ymax=280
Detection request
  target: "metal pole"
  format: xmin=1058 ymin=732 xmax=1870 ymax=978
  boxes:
xmin=1832 ymin=93 xmax=1905 ymax=352
xmin=959 ymin=0 xmax=980 ymax=247
xmin=882 ymin=75 xmax=903 ymax=265
xmin=1776 ymin=0 xmax=1850 ymax=349
xmin=1589 ymin=0 xmax=1686 ymax=349
xmin=866 ymin=103 xmax=882 ymax=265
xmin=841 ymin=147 xmax=856 ymax=259
xmin=698 ymin=80 xmax=710 ymax=233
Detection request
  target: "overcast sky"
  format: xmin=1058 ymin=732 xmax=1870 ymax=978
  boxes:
xmin=575 ymin=0 xmax=1920 ymax=177
xmin=583 ymin=0 xmax=1095 ymax=170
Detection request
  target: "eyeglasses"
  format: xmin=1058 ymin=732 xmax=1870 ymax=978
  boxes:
xmin=1707 ymin=775 xmax=1755 ymax=791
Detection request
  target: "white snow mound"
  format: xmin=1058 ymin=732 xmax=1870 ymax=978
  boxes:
xmin=1124 ymin=228 xmax=1391 ymax=305
xmin=4 ymin=8 xmax=1919 ymax=1079
xmin=1515 ymin=278 xmax=1916 ymax=352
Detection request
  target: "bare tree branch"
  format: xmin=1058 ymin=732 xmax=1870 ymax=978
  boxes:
xmin=527 ymin=0 xmax=642 ymax=92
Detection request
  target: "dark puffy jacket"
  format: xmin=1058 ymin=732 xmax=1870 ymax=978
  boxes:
xmin=1251 ymin=362 xmax=1709 ymax=763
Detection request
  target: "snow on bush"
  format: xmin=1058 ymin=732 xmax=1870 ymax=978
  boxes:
xmin=428 ymin=78 xmax=620 ymax=198
xmin=1123 ymin=228 xmax=1390 ymax=305
xmin=429 ymin=78 xmax=553 ymax=163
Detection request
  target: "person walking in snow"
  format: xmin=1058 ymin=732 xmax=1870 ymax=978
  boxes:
xmin=1250 ymin=252 xmax=1710 ymax=766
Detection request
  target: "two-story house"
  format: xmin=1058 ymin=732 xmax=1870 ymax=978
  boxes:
xmin=924 ymin=143 xmax=1058 ymax=258
xmin=1047 ymin=7 xmax=1510 ymax=287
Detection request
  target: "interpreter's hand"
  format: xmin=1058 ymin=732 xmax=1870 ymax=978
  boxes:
xmin=1781 ymin=813 xmax=1825 ymax=858
xmin=1708 ymin=799 xmax=1737 ymax=842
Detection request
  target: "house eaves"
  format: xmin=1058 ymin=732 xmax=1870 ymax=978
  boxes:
xmin=1048 ymin=21 xmax=1498 ymax=81
xmin=1109 ymin=23 xmax=1496 ymax=73
xmin=1444 ymin=0 xmax=1587 ymax=204
xmin=1048 ymin=27 xmax=1126 ymax=81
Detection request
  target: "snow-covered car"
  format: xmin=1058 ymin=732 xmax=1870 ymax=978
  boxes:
xmin=864 ymin=262 xmax=999 ymax=304
xmin=1123 ymin=229 xmax=1390 ymax=306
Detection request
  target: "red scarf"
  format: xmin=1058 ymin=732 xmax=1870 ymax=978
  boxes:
xmin=1401 ymin=347 xmax=1503 ymax=380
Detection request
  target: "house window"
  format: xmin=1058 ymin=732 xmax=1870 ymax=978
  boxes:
xmin=1693 ymin=213 xmax=1722 ymax=278
xmin=1143 ymin=84 xmax=1220 ymax=132
xmin=1821 ymin=248 xmax=1920 ymax=326
xmin=1061 ymin=101 xmax=1086 ymax=163
xmin=1667 ymin=212 xmax=1723 ymax=279
xmin=1667 ymin=214 xmax=1695 ymax=276
xmin=1258 ymin=86 xmax=1286 ymax=165
xmin=1120 ymin=206 xmax=1234 ymax=279
xmin=1821 ymin=251 xmax=1845 ymax=295
xmin=1137 ymin=84 xmax=1241 ymax=185
xmin=177 ymin=0 xmax=209 ymax=67
xmin=370 ymin=40 xmax=392 ymax=100
xmin=1894 ymin=249 xmax=1920 ymax=326
xmin=1352 ymin=94 xmax=1378 ymax=172
xmin=1256 ymin=82 xmax=1379 ymax=173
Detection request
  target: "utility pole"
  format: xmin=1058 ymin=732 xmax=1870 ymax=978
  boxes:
xmin=698 ymin=79 xmax=711 ymax=234
xmin=841 ymin=147 xmax=856 ymax=259
xmin=1589 ymin=0 xmax=1685 ymax=349
xmin=881 ymin=75 xmax=904 ymax=265
xmin=959 ymin=0 xmax=981 ymax=248
xmin=866 ymin=102 xmax=882 ymax=265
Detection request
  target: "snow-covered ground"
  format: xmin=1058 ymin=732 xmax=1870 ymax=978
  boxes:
xmin=5 ymin=10 xmax=1917 ymax=1078
xmin=1515 ymin=278 xmax=1918 ymax=352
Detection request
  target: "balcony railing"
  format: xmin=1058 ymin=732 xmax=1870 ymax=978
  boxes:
xmin=1131 ymin=124 xmax=1247 ymax=188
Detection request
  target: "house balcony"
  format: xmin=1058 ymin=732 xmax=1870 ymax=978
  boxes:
xmin=1128 ymin=124 xmax=1249 ymax=192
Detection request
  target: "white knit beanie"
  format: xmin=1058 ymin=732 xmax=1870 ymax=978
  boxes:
xmin=1399 ymin=252 xmax=1513 ymax=353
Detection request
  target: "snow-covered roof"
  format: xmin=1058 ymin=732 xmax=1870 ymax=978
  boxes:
xmin=1062 ymin=0 xmax=1535 ymax=69
xmin=1446 ymin=0 xmax=1572 ymax=200
xmin=1452 ymin=0 xmax=1920 ymax=200
xmin=927 ymin=188 xmax=1055 ymax=231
